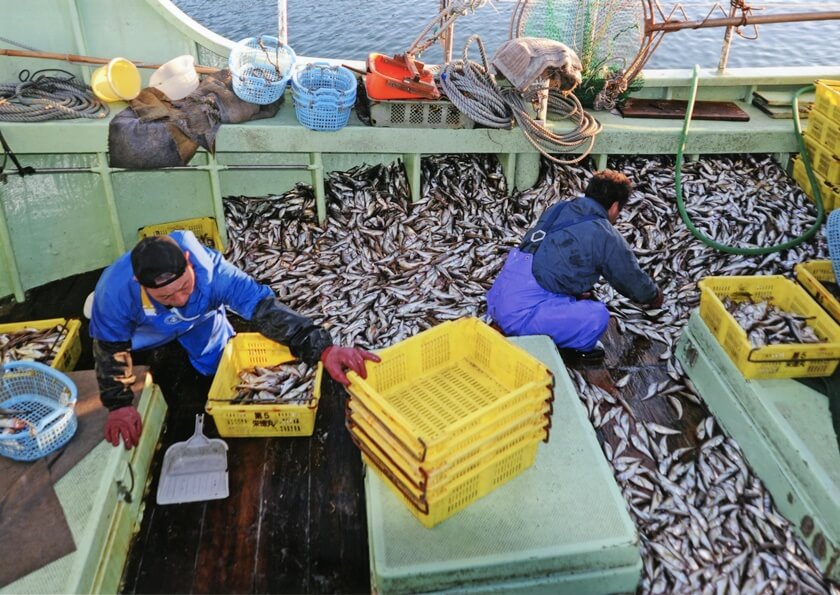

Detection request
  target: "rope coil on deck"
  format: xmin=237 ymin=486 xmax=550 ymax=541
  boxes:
xmin=0 ymin=71 xmax=109 ymax=122
xmin=439 ymin=35 xmax=601 ymax=164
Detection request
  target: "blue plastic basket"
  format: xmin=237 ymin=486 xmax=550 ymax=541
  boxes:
xmin=828 ymin=210 xmax=840 ymax=283
xmin=292 ymin=63 xmax=357 ymax=131
xmin=0 ymin=361 xmax=78 ymax=461
xmin=229 ymin=35 xmax=296 ymax=105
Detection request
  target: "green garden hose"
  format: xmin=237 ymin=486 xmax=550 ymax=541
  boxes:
xmin=674 ymin=65 xmax=825 ymax=255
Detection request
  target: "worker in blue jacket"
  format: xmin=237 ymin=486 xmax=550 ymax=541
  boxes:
xmin=487 ymin=169 xmax=663 ymax=365
xmin=89 ymin=230 xmax=379 ymax=449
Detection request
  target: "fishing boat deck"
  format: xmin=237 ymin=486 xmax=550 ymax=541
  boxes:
xmin=0 ymin=268 xmax=709 ymax=594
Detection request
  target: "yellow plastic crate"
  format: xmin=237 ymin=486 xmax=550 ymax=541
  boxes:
xmin=803 ymin=134 xmax=840 ymax=186
xmin=795 ymin=260 xmax=840 ymax=325
xmin=355 ymin=424 xmax=541 ymax=528
xmin=138 ymin=216 xmax=224 ymax=251
xmin=814 ymin=80 xmax=840 ymax=123
xmin=792 ymin=156 xmax=839 ymax=212
xmin=806 ymin=109 xmax=840 ymax=155
xmin=345 ymin=317 xmax=554 ymax=462
xmin=698 ymin=276 xmax=840 ymax=379
xmin=348 ymin=396 xmax=550 ymax=490
xmin=206 ymin=333 xmax=321 ymax=437
xmin=0 ymin=318 xmax=82 ymax=371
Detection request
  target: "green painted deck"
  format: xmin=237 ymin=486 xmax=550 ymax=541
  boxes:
xmin=1 ymin=372 xmax=167 ymax=595
xmin=676 ymin=311 xmax=840 ymax=582
xmin=365 ymin=336 xmax=641 ymax=594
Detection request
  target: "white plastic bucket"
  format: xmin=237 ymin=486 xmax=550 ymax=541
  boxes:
xmin=149 ymin=55 xmax=200 ymax=100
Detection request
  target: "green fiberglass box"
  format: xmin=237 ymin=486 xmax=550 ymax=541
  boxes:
xmin=364 ymin=335 xmax=641 ymax=594
xmin=676 ymin=311 xmax=840 ymax=582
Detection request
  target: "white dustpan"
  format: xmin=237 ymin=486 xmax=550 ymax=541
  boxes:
xmin=157 ymin=414 xmax=229 ymax=505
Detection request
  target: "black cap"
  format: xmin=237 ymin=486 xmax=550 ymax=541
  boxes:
xmin=131 ymin=236 xmax=187 ymax=288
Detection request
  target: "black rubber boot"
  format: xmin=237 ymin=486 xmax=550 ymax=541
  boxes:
xmin=558 ymin=344 xmax=605 ymax=368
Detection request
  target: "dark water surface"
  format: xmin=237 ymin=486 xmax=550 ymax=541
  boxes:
xmin=174 ymin=0 xmax=840 ymax=68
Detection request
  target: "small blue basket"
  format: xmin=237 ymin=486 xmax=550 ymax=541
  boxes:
xmin=292 ymin=63 xmax=357 ymax=131
xmin=0 ymin=361 xmax=77 ymax=461
xmin=229 ymin=35 xmax=296 ymax=105
xmin=828 ymin=210 xmax=840 ymax=283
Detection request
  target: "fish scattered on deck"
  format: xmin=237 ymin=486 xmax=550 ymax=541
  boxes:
xmin=222 ymin=153 xmax=833 ymax=593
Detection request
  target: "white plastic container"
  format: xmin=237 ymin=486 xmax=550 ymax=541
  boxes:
xmin=149 ymin=55 xmax=200 ymax=100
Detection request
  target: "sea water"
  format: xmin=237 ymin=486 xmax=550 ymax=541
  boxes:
xmin=175 ymin=0 xmax=840 ymax=69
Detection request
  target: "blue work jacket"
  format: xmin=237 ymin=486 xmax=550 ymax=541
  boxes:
xmin=525 ymin=196 xmax=657 ymax=304
xmin=89 ymin=230 xmax=272 ymax=344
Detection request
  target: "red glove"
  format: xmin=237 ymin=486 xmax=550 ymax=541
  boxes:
xmin=648 ymin=287 xmax=664 ymax=309
xmin=321 ymin=346 xmax=381 ymax=386
xmin=105 ymin=405 xmax=142 ymax=449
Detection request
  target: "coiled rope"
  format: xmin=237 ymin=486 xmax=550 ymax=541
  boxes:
xmin=0 ymin=70 xmax=109 ymax=122
xmin=439 ymin=35 xmax=601 ymax=164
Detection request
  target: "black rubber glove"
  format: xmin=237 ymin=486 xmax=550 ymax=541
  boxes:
xmin=252 ymin=296 xmax=332 ymax=365
xmin=93 ymin=339 xmax=137 ymax=410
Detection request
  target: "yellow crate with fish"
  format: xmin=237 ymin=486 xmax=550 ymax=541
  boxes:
xmin=794 ymin=260 xmax=840 ymax=325
xmin=698 ymin=275 xmax=840 ymax=379
xmin=138 ymin=216 xmax=224 ymax=251
xmin=802 ymin=134 xmax=840 ymax=187
xmin=0 ymin=318 xmax=82 ymax=371
xmin=346 ymin=395 xmax=550 ymax=491
xmin=791 ymin=156 xmax=839 ymax=212
xmin=352 ymin=412 xmax=542 ymax=528
xmin=345 ymin=317 xmax=554 ymax=463
xmin=206 ymin=333 xmax=322 ymax=437
xmin=814 ymin=79 xmax=840 ymax=123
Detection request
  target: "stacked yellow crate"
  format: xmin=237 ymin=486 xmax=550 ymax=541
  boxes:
xmin=797 ymin=81 xmax=840 ymax=211
xmin=345 ymin=318 xmax=554 ymax=528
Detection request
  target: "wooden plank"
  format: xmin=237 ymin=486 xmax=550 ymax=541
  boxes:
xmin=619 ymin=98 xmax=750 ymax=122
xmin=257 ymin=436 xmax=312 ymax=593
xmin=753 ymin=90 xmax=815 ymax=107
xmin=305 ymin=378 xmax=370 ymax=593
xmin=191 ymin=439 xmax=268 ymax=593
xmin=752 ymin=100 xmax=812 ymax=119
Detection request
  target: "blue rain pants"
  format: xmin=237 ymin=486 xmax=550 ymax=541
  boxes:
xmin=487 ymin=249 xmax=609 ymax=351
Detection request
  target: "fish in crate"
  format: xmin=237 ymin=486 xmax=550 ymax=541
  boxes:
xmin=231 ymin=362 xmax=315 ymax=405
xmin=723 ymin=297 xmax=823 ymax=347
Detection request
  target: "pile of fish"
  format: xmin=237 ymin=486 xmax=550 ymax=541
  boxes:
xmin=232 ymin=362 xmax=314 ymax=405
xmin=724 ymin=298 xmax=822 ymax=346
xmin=0 ymin=324 xmax=69 ymax=365
xmin=224 ymin=153 xmax=836 ymax=593
xmin=571 ymin=368 xmax=829 ymax=594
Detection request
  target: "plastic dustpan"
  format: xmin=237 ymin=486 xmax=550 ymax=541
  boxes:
xmin=157 ymin=414 xmax=229 ymax=505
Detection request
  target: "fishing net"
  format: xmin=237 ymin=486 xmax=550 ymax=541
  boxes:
xmin=513 ymin=0 xmax=643 ymax=80
xmin=513 ymin=0 xmax=840 ymax=110
xmin=511 ymin=0 xmax=644 ymax=108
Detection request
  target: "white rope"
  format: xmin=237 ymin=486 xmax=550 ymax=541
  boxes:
xmin=0 ymin=75 xmax=108 ymax=122
xmin=440 ymin=35 xmax=602 ymax=164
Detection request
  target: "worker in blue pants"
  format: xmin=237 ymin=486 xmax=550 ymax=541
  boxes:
xmin=89 ymin=230 xmax=379 ymax=449
xmin=487 ymin=169 xmax=663 ymax=366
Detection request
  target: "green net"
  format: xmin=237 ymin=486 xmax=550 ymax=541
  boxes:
xmin=517 ymin=0 xmax=643 ymax=75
